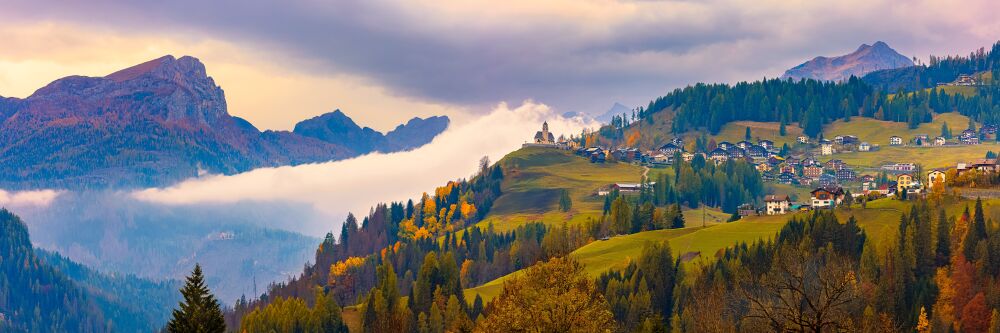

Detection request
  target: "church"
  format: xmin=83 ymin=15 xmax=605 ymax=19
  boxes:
xmin=523 ymin=121 xmax=573 ymax=149
xmin=534 ymin=121 xmax=555 ymax=144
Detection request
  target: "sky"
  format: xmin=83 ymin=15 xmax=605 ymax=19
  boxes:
xmin=2 ymin=0 xmax=1000 ymax=131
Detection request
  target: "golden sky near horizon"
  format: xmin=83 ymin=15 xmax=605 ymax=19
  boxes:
xmin=0 ymin=22 xmax=465 ymax=132
xmin=3 ymin=0 xmax=1000 ymax=131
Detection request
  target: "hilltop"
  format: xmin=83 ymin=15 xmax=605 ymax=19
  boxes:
xmin=782 ymin=41 xmax=913 ymax=81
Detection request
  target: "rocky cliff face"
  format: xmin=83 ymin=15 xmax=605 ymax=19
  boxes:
xmin=0 ymin=55 xmax=448 ymax=189
xmin=781 ymin=41 xmax=914 ymax=82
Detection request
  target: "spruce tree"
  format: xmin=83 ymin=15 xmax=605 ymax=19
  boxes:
xmin=167 ymin=264 xmax=225 ymax=333
xmin=935 ymin=209 xmax=951 ymax=267
xmin=964 ymin=198 xmax=988 ymax=259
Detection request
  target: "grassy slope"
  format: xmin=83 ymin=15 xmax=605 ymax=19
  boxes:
xmin=462 ymin=113 xmax=997 ymax=303
xmin=477 ymin=147 xmax=644 ymax=232
xmin=704 ymin=113 xmax=993 ymax=169
xmin=824 ymin=112 xmax=970 ymax=146
xmin=466 ymin=197 xmax=1000 ymax=302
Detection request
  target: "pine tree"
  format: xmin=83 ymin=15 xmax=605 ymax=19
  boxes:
xmin=935 ymin=209 xmax=951 ymax=267
xmin=779 ymin=120 xmax=787 ymax=136
xmin=744 ymin=126 xmax=752 ymax=141
xmin=670 ymin=204 xmax=685 ymax=229
xmin=559 ymin=189 xmax=572 ymax=212
xmin=167 ymin=264 xmax=225 ymax=333
xmin=964 ymin=198 xmax=987 ymax=259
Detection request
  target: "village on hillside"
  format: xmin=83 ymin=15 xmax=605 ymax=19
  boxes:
xmin=526 ymin=120 xmax=1000 ymax=217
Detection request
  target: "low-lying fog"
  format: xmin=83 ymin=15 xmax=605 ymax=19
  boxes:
xmin=4 ymin=101 xmax=597 ymax=303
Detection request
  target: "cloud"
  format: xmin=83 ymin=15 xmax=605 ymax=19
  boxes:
xmin=0 ymin=189 xmax=63 ymax=208
xmin=0 ymin=22 xmax=464 ymax=132
xmin=132 ymin=101 xmax=596 ymax=235
xmin=5 ymin=0 xmax=1000 ymax=120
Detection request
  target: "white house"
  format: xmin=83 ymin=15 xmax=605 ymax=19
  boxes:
xmin=934 ymin=136 xmax=947 ymax=146
xmin=889 ymin=136 xmax=903 ymax=146
xmin=858 ymin=142 xmax=871 ymax=152
xmin=797 ymin=136 xmax=810 ymax=144
xmin=927 ymin=169 xmax=946 ymax=188
xmin=821 ymin=143 xmax=834 ymax=156
xmin=764 ymin=195 xmax=791 ymax=215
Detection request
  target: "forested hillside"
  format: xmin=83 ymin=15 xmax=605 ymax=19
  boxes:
xmin=863 ymin=41 xmax=1000 ymax=91
xmin=597 ymin=41 xmax=1000 ymax=147
xmin=0 ymin=209 xmax=178 ymax=332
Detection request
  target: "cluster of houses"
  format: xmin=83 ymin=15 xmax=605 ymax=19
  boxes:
xmin=939 ymin=74 xmax=979 ymax=87
xmin=884 ymin=125 xmax=997 ymax=147
xmin=738 ymin=186 xmax=850 ymax=216
xmin=802 ymin=135 xmax=882 ymax=156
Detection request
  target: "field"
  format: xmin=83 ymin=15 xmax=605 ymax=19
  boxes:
xmin=476 ymin=147 xmax=644 ymax=232
xmin=700 ymin=120 xmax=806 ymax=147
xmin=704 ymin=113 xmax=994 ymax=169
xmin=824 ymin=112 xmax=972 ymax=146
xmin=464 ymin=196 xmax=1000 ymax=303
xmin=831 ymin=144 xmax=995 ymax=169
xmin=461 ymin=120 xmax=1000 ymax=304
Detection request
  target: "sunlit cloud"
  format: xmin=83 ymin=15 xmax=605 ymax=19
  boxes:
xmin=132 ymin=101 xmax=596 ymax=235
xmin=0 ymin=189 xmax=63 ymax=208
xmin=4 ymin=0 xmax=999 ymax=118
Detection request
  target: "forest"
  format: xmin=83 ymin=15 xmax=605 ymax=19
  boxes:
xmin=601 ymin=41 xmax=1000 ymax=141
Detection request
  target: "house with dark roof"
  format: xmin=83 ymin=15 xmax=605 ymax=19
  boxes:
xmin=818 ymin=173 xmax=838 ymax=187
xmin=747 ymin=145 xmax=769 ymax=159
xmin=836 ymin=168 xmax=856 ymax=181
xmin=824 ymin=159 xmax=846 ymax=171
xmin=758 ymin=139 xmax=774 ymax=150
xmin=810 ymin=187 xmax=845 ymax=208
xmin=778 ymin=172 xmax=798 ymax=185
xmin=708 ymin=148 xmax=728 ymax=163
xmin=658 ymin=143 xmax=683 ymax=156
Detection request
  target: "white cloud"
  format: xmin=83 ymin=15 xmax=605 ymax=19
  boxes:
xmin=0 ymin=189 xmax=63 ymax=208
xmin=132 ymin=101 xmax=596 ymax=235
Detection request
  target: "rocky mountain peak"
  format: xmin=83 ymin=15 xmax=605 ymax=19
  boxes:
xmin=781 ymin=41 xmax=913 ymax=82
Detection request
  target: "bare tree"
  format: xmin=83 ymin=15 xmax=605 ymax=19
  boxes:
xmin=738 ymin=246 xmax=861 ymax=333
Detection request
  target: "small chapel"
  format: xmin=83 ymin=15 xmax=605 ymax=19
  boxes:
xmin=533 ymin=121 xmax=555 ymax=144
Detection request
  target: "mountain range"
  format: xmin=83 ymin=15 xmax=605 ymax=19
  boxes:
xmin=781 ymin=41 xmax=914 ymax=82
xmin=0 ymin=55 xmax=448 ymax=189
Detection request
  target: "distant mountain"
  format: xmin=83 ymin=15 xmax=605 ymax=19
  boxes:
xmin=293 ymin=111 xmax=449 ymax=154
xmin=0 ymin=55 xmax=448 ymax=189
xmin=594 ymin=102 xmax=631 ymax=123
xmin=781 ymin=41 xmax=913 ymax=82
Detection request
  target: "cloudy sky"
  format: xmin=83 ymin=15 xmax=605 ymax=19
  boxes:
xmin=2 ymin=0 xmax=999 ymax=131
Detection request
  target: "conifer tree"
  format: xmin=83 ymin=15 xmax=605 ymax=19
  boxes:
xmin=167 ymin=264 xmax=225 ymax=333
xmin=935 ymin=209 xmax=951 ymax=267
xmin=964 ymin=198 xmax=987 ymax=259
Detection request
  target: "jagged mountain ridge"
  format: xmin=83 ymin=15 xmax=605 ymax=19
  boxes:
xmin=291 ymin=111 xmax=449 ymax=154
xmin=781 ymin=41 xmax=914 ymax=82
xmin=0 ymin=55 xmax=449 ymax=189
